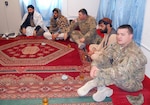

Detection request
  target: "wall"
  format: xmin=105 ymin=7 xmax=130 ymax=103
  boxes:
xmin=141 ymin=0 xmax=150 ymax=78
xmin=0 ymin=0 xmax=8 ymax=34
xmin=62 ymin=0 xmax=100 ymax=20
xmin=0 ymin=0 xmax=22 ymax=34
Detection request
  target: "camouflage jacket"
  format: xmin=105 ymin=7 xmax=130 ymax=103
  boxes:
xmin=92 ymin=41 xmax=147 ymax=92
xmin=49 ymin=9 xmax=69 ymax=33
xmin=68 ymin=16 xmax=97 ymax=43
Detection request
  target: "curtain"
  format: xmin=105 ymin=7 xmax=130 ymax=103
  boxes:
xmin=96 ymin=0 xmax=146 ymax=44
xmin=21 ymin=0 xmax=62 ymax=26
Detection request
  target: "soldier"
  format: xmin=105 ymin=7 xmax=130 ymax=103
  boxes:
xmin=77 ymin=24 xmax=147 ymax=102
xmin=88 ymin=17 xmax=117 ymax=61
xmin=66 ymin=8 xmax=100 ymax=49
xmin=44 ymin=8 xmax=69 ymax=40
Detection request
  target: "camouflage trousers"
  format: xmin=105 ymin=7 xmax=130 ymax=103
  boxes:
xmin=94 ymin=70 xmax=143 ymax=92
xmin=70 ymin=30 xmax=102 ymax=44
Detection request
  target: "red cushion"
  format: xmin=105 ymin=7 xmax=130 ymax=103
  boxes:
xmin=97 ymin=29 xmax=104 ymax=38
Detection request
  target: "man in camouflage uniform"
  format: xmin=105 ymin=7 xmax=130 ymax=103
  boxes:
xmin=77 ymin=24 xmax=147 ymax=102
xmin=67 ymin=8 xmax=100 ymax=49
xmin=44 ymin=8 xmax=69 ymax=40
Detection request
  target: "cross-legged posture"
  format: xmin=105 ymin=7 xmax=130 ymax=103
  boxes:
xmin=66 ymin=8 xmax=101 ymax=49
xmin=44 ymin=8 xmax=69 ymax=40
xmin=20 ymin=5 xmax=49 ymax=36
xmin=88 ymin=18 xmax=116 ymax=61
xmin=77 ymin=24 xmax=147 ymax=102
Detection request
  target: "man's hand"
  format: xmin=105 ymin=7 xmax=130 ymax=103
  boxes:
xmin=88 ymin=51 xmax=94 ymax=56
xmin=88 ymin=47 xmax=97 ymax=56
xmin=106 ymin=24 xmax=111 ymax=34
xmin=90 ymin=66 xmax=99 ymax=78
xmin=22 ymin=28 xmax=26 ymax=35
xmin=64 ymin=33 xmax=68 ymax=40
xmin=52 ymin=33 xmax=59 ymax=40
xmin=79 ymin=37 xmax=85 ymax=43
xmin=33 ymin=30 xmax=37 ymax=36
xmin=73 ymin=19 xmax=78 ymax=23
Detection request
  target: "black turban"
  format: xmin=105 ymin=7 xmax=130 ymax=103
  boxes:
xmin=27 ymin=5 xmax=34 ymax=9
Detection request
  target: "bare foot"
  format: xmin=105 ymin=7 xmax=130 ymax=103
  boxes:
xmin=52 ymin=34 xmax=58 ymax=40
xmin=64 ymin=33 xmax=68 ymax=40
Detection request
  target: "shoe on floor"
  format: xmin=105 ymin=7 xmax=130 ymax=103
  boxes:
xmin=92 ymin=87 xmax=113 ymax=102
xmin=2 ymin=34 xmax=6 ymax=38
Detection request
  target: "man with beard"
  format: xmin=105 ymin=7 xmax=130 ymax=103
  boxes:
xmin=20 ymin=5 xmax=49 ymax=36
xmin=88 ymin=17 xmax=116 ymax=61
xmin=44 ymin=8 xmax=69 ymax=40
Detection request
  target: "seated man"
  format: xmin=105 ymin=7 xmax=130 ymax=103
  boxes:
xmin=88 ymin=18 xmax=116 ymax=61
xmin=66 ymin=8 xmax=101 ymax=49
xmin=20 ymin=5 xmax=49 ymax=36
xmin=77 ymin=24 xmax=147 ymax=102
xmin=44 ymin=8 xmax=69 ymax=40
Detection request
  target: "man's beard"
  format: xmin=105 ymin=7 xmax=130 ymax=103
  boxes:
xmin=28 ymin=12 xmax=34 ymax=16
xmin=100 ymin=27 xmax=107 ymax=33
xmin=54 ymin=17 xmax=58 ymax=20
xmin=54 ymin=16 xmax=58 ymax=20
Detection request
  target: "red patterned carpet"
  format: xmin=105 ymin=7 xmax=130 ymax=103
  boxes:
xmin=0 ymin=36 xmax=112 ymax=105
xmin=0 ymin=73 xmax=91 ymax=99
xmin=0 ymin=36 xmax=92 ymax=99
xmin=0 ymin=36 xmax=90 ymax=73
xmin=1 ymin=36 xmax=150 ymax=105
xmin=110 ymin=75 xmax=150 ymax=105
xmin=0 ymin=39 xmax=74 ymax=66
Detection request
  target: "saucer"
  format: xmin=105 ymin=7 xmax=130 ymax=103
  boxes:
xmin=61 ymin=74 xmax=68 ymax=80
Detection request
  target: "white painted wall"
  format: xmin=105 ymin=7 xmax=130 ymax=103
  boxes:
xmin=0 ymin=0 xmax=22 ymax=34
xmin=141 ymin=0 xmax=150 ymax=78
xmin=62 ymin=0 xmax=100 ymax=20
xmin=62 ymin=0 xmax=150 ymax=78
